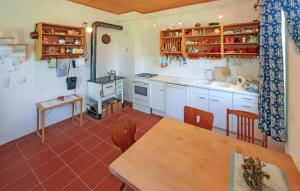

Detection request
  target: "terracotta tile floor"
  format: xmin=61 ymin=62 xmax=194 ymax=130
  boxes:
xmin=0 ymin=107 xmax=162 ymax=191
xmin=0 ymin=106 xmax=284 ymax=191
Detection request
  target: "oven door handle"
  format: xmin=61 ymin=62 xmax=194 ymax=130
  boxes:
xmin=134 ymin=81 xmax=148 ymax=86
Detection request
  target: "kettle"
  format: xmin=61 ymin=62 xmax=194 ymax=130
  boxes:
xmin=108 ymin=70 xmax=116 ymax=80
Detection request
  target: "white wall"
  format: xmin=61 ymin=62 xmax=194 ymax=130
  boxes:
xmin=0 ymin=0 xmax=119 ymax=144
xmin=119 ymin=0 xmax=260 ymax=83
xmin=286 ymin=37 xmax=300 ymax=171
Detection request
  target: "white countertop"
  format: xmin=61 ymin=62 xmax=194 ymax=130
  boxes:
xmin=149 ymin=75 xmax=259 ymax=96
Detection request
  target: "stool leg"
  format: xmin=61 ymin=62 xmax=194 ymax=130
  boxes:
xmin=119 ymin=183 xmax=125 ymax=191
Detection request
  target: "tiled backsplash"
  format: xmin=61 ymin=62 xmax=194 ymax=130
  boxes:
xmin=137 ymin=56 xmax=260 ymax=83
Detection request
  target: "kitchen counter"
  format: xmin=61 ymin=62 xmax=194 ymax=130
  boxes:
xmin=149 ymin=75 xmax=258 ymax=96
xmin=88 ymin=76 xmax=125 ymax=84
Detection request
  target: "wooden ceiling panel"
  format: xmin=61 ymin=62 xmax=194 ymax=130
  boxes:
xmin=68 ymin=0 xmax=216 ymax=14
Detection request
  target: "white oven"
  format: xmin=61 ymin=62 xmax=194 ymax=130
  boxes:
xmin=133 ymin=80 xmax=151 ymax=113
xmin=133 ymin=81 xmax=149 ymax=101
xmin=132 ymin=73 xmax=158 ymax=114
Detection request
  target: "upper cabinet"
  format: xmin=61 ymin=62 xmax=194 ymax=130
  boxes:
xmin=34 ymin=22 xmax=86 ymax=60
xmin=160 ymin=21 xmax=260 ymax=59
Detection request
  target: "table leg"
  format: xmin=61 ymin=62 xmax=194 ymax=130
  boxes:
xmin=36 ymin=107 xmax=40 ymax=135
xmin=41 ymin=111 xmax=45 ymax=144
xmin=80 ymin=99 xmax=83 ymax=128
xmin=72 ymin=103 xmax=74 ymax=121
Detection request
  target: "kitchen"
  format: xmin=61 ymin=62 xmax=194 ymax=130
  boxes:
xmin=0 ymin=0 xmax=300 ymax=191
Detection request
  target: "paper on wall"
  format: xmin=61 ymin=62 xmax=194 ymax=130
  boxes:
xmin=76 ymin=57 xmax=85 ymax=68
xmin=3 ymin=59 xmax=15 ymax=72
xmin=56 ymin=59 xmax=68 ymax=77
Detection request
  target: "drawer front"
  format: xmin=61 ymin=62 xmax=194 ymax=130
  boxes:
xmin=189 ymin=87 xmax=209 ymax=99
xmin=116 ymin=79 xmax=123 ymax=85
xmin=232 ymin=100 xmax=259 ymax=137
xmin=103 ymin=82 xmax=116 ymax=97
xmin=209 ymin=90 xmax=232 ymax=100
xmin=233 ymin=93 xmax=258 ymax=104
xmin=150 ymin=81 xmax=165 ymax=90
xmin=116 ymin=84 xmax=123 ymax=90
xmin=189 ymin=88 xmax=209 ymax=111
xmin=233 ymin=100 xmax=258 ymax=113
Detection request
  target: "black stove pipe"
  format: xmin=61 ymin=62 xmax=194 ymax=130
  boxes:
xmin=90 ymin=21 xmax=123 ymax=81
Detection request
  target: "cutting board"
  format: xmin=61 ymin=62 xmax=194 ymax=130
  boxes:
xmin=214 ymin=66 xmax=231 ymax=82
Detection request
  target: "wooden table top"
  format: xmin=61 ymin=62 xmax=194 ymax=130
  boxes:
xmin=36 ymin=94 xmax=82 ymax=111
xmin=109 ymin=117 xmax=300 ymax=191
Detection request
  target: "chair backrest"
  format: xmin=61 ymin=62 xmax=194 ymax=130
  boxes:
xmin=226 ymin=109 xmax=267 ymax=147
xmin=184 ymin=106 xmax=214 ymax=131
xmin=111 ymin=116 xmax=136 ymax=153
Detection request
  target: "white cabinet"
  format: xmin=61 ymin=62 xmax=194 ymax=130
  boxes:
xmin=231 ymin=93 xmax=258 ymax=133
xmin=150 ymin=81 xmax=166 ymax=112
xmin=166 ymin=84 xmax=189 ymax=121
xmin=208 ymin=90 xmax=233 ymax=129
xmin=189 ymin=87 xmax=209 ymax=111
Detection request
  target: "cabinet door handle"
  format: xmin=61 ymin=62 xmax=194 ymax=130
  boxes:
xmin=106 ymin=86 xmax=113 ymax=88
xmin=241 ymin=105 xmax=251 ymax=109
xmin=210 ymin=99 xmax=218 ymax=102
xmin=198 ymin=96 xmax=206 ymax=100
xmin=241 ymin=98 xmax=252 ymax=101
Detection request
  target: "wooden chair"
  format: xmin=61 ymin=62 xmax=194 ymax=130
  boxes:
xmin=226 ymin=109 xmax=268 ymax=148
xmin=184 ymin=106 xmax=214 ymax=131
xmin=111 ymin=116 xmax=136 ymax=191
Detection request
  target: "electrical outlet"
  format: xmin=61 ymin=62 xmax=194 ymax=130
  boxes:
xmin=18 ymin=78 xmax=26 ymax=84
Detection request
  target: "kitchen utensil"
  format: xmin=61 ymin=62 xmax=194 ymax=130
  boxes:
xmin=214 ymin=67 xmax=229 ymax=82
xmin=209 ymin=22 xmax=220 ymax=26
xmin=195 ymin=23 xmax=201 ymax=28
xmin=246 ymin=47 xmax=258 ymax=53
xmin=236 ymin=76 xmax=247 ymax=87
xmin=108 ymin=70 xmax=116 ymax=80
xmin=244 ymin=81 xmax=259 ymax=93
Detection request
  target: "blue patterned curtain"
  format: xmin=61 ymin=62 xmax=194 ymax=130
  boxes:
xmin=282 ymin=0 xmax=300 ymax=51
xmin=259 ymin=0 xmax=300 ymax=142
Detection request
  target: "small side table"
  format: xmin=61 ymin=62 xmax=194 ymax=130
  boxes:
xmin=36 ymin=94 xmax=83 ymax=144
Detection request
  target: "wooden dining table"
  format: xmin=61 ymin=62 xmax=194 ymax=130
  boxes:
xmin=109 ymin=117 xmax=300 ymax=191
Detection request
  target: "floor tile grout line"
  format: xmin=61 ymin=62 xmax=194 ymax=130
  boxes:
xmin=0 ymin=107 xmax=145 ymax=191
xmin=16 ymin=143 xmax=47 ymax=191
xmin=0 ymin=153 xmax=27 ymax=174
xmin=58 ymin=122 xmax=121 ymax=190
xmin=46 ymin=144 xmax=93 ymax=191
xmin=60 ymin=125 xmax=115 ymax=169
xmin=92 ymin=171 xmax=113 ymax=190
xmin=57 ymin=124 xmax=114 ymax=190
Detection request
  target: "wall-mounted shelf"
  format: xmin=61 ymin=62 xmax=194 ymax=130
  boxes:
xmin=159 ymin=21 xmax=260 ymax=60
xmin=0 ymin=37 xmax=29 ymax=59
xmin=223 ymin=22 xmax=259 ymax=57
xmin=160 ymin=29 xmax=184 ymax=56
xmin=34 ymin=22 xmax=86 ymax=60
